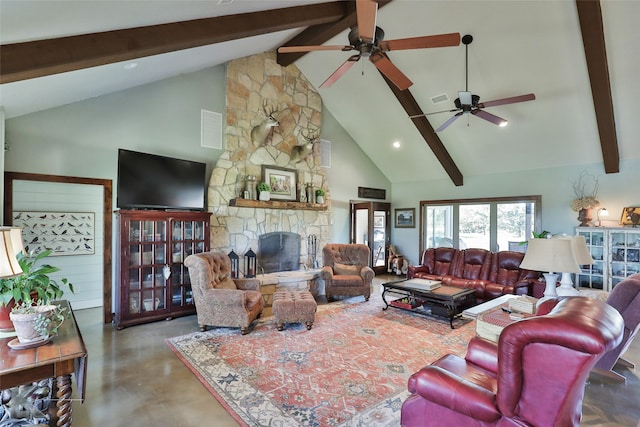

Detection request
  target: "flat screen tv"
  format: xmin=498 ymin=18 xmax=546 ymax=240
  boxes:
xmin=117 ymin=149 xmax=207 ymax=211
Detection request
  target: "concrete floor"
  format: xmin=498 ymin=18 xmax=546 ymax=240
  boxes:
xmin=70 ymin=276 xmax=640 ymax=426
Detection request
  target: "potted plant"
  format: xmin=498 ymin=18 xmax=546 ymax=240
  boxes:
xmin=9 ymin=299 xmax=68 ymax=345
xmin=0 ymin=250 xmax=74 ymax=331
xmin=315 ymin=188 xmax=326 ymax=204
xmin=257 ymin=182 xmax=271 ymax=201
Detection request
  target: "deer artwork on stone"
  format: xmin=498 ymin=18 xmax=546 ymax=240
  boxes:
xmin=251 ymin=100 xmax=282 ymax=146
xmin=290 ymin=128 xmax=320 ymax=164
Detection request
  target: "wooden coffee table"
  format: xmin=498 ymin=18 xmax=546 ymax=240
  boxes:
xmin=381 ymin=279 xmax=476 ymax=328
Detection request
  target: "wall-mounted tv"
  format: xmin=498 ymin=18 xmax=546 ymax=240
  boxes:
xmin=117 ymin=149 xmax=207 ymax=211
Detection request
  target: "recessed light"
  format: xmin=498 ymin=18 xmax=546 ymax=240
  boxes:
xmin=123 ymin=62 xmax=138 ymax=70
xmin=499 ymin=120 xmax=508 ymax=127
xmin=393 ymin=141 xmax=401 ymax=148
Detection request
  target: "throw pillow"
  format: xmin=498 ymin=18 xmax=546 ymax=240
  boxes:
xmin=215 ymin=276 xmax=237 ymax=290
xmin=334 ymin=262 xmax=361 ymax=275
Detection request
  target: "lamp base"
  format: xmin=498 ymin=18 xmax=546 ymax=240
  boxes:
xmin=539 ymin=273 xmax=559 ymax=304
xmin=556 ymin=272 xmax=580 ymax=296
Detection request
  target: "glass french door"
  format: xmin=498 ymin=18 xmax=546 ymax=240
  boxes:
xmin=350 ymin=202 xmax=391 ymax=274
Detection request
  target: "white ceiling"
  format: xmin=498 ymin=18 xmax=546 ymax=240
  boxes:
xmin=1 ymin=0 xmax=639 ymax=184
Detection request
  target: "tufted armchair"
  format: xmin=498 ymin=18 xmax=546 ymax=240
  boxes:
xmin=401 ymin=297 xmax=623 ymax=427
xmin=407 ymin=247 xmax=459 ymax=280
xmin=487 ymin=250 xmax=540 ymax=299
xmin=184 ymin=251 xmax=264 ymax=335
xmin=592 ymin=273 xmax=640 ymax=382
xmin=321 ymin=244 xmax=374 ymax=302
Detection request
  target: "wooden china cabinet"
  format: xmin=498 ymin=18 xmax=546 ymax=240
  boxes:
xmin=115 ymin=210 xmax=211 ymax=328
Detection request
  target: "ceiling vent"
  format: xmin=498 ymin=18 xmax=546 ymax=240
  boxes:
xmin=431 ymin=93 xmax=449 ymax=104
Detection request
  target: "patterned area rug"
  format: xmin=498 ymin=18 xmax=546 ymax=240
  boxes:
xmin=166 ymin=297 xmax=476 ymax=426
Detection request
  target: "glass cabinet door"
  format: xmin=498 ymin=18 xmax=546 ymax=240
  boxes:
xmin=126 ymin=220 xmax=168 ymax=315
xmin=576 ymin=229 xmax=605 ymax=289
xmin=170 ymin=219 xmax=206 ymax=308
xmin=609 ymin=231 xmax=640 ymax=288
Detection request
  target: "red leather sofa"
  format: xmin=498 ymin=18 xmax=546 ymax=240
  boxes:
xmin=407 ymin=247 xmax=539 ymax=302
xmin=400 ymin=297 xmax=624 ymax=426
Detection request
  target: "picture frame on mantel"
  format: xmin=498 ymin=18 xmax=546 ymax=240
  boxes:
xmin=395 ymin=208 xmax=415 ymax=228
xmin=262 ymin=165 xmax=297 ymax=201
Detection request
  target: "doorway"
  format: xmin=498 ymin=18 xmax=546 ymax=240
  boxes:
xmin=350 ymin=201 xmax=391 ymax=274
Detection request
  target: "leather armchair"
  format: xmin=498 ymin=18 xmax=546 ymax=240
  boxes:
xmin=184 ymin=251 xmax=264 ymax=334
xmin=321 ymin=243 xmax=374 ymax=302
xmin=401 ymin=297 xmax=624 ymax=427
xmin=592 ymin=273 xmax=640 ymax=382
xmin=487 ymin=250 xmax=540 ymax=299
xmin=407 ymin=247 xmax=459 ymax=280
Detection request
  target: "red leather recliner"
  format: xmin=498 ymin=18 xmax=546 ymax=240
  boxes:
xmin=406 ymin=247 xmax=459 ymax=280
xmin=441 ymin=248 xmax=492 ymax=301
xmin=400 ymin=297 xmax=624 ymax=427
xmin=487 ymin=250 xmax=540 ymax=299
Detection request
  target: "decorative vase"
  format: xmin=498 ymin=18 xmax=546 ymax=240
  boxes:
xmin=259 ymin=191 xmax=270 ymax=201
xmin=578 ymin=207 xmax=593 ymax=227
xmin=0 ymin=299 xmax=17 ymax=332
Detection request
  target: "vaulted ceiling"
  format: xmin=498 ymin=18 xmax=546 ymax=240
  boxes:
xmin=1 ymin=0 xmax=638 ymax=185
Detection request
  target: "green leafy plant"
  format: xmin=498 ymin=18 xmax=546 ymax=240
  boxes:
xmin=315 ymin=188 xmax=326 ymax=197
xmin=520 ymin=230 xmax=551 ymax=246
xmin=257 ymin=182 xmax=271 ymax=193
xmin=0 ymin=250 xmax=74 ymax=306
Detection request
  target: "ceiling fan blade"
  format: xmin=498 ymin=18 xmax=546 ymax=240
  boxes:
xmin=409 ymin=108 xmax=458 ymax=119
xmin=479 ymin=93 xmax=536 ymax=108
xmin=356 ymin=0 xmax=378 ymax=42
xmin=435 ymin=112 xmax=463 ymax=132
xmin=319 ymin=55 xmax=360 ymax=88
xmin=278 ymin=45 xmax=352 ymax=53
xmin=379 ymin=33 xmax=461 ymax=51
xmin=472 ymin=109 xmax=508 ymax=127
xmin=369 ymin=52 xmax=413 ymax=90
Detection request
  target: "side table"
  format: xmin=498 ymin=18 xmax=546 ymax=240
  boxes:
xmin=0 ymin=300 xmax=87 ymax=426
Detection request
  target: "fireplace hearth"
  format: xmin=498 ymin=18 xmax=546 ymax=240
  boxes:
xmin=258 ymin=232 xmax=301 ymax=274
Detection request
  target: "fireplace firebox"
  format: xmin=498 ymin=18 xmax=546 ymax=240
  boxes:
xmin=258 ymin=232 xmax=301 ymax=273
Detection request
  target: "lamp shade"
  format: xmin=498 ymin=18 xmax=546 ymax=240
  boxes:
xmin=0 ymin=228 xmax=23 ymax=278
xmin=520 ymin=237 xmax=581 ymax=273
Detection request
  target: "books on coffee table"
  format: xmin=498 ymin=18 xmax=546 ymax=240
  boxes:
xmin=402 ymin=279 xmax=441 ymax=291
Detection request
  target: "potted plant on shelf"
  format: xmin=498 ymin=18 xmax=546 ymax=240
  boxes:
xmin=315 ymin=188 xmax=326 ymax=204
xmin=257 ymin=182 xmax=271 ymax=201
xmin=0 ymin=250 xmax=74 ymax=331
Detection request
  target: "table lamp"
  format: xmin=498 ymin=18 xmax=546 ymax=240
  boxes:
xmin=597 ymin=207 xmax=609 ymax=227
xmin=520 ymin=236 xmax=582 ymax=303
xmin=555 ymin=235 xmax=594 ymax=296
xmin=0 ymin=227 xmax=23 ymax=278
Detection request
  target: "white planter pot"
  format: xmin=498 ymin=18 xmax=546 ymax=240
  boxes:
xmin=9 ymin=305 xmax=58 ymax=344
xmin=316 ymin=195 xmax=325 ymax=204
xmin=259 ymin=191 xmax=271 ymax=201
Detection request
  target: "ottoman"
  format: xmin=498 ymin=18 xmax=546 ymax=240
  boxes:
xmin=272 ymin=290 xmax=317 ymax=331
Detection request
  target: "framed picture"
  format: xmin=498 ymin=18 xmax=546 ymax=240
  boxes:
xmin=374 ymin=216 xmax=384 ymax=228
xmin=621 ymin=207 xmax=640 ymax=226
xmin=394 ymin=208 xmax=415 ymax=228
xmin=262 ymin=165 xmax=297 ymax=201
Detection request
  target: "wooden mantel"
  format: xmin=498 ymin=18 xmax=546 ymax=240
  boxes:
xmin=229 ymin=198 xmax=327 ymax=211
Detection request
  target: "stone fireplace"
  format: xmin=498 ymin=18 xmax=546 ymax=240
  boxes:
xmin=206 ymin=52 xmax=331 ymax=273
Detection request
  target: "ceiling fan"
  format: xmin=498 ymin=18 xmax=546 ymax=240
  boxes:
xmin=277 ymin=0 xmax=460 ymax=90
xmin=411 ymin=34 xmax=535 ymax=132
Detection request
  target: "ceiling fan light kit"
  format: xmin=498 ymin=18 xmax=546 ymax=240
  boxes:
xmin=412 ymin=34 xmax=535 ymax=132
xmin=277 ymin=0 xmax=460 ymax=91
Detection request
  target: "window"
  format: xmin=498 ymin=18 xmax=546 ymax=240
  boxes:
xmin=420 ymin=196 xmax=541 ymax=253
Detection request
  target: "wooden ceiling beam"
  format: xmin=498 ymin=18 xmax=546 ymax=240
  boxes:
xmin=0 ymin=2 xmax=346 ymax=83
xmin=379 ymin=70 xmax=463 ymax=186
xmin=576 ymin=0 xmax=619 ymax=174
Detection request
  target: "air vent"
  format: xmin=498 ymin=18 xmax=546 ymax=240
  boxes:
xmin=201 ymin=110 xmax=223 ymax=150
xmin=431 ymin=94 xmax=449 ymax=104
